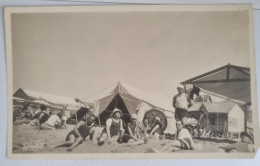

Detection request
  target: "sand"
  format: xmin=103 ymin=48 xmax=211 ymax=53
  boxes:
xmin=12 ymin=121 xmax=233 ymax=154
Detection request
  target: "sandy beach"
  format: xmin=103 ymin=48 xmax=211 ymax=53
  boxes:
xmin=12 ymin=121 xmax=235 ymax=154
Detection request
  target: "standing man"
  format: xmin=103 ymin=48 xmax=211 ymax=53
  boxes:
xmin=172 ymin=84 xmax=192 ymax=126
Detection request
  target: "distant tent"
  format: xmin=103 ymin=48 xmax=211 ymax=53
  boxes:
xmin=30 ymin=99 xmax=51 ymax=106
xmin=83 ymin=82 xmax=176 ymax=134
xmin=13 ymin=88 xmax=81 ymax=108
xmin=181 ymin=64 xmax=250 ymax=104
xmin=188 ymin=102 xmax=245 ymax=134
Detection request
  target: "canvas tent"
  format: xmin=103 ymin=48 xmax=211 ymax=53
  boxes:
xmin=83 ymin=82 xmax=176 ymax=134
xmin=13 ymin=88 xmax=81 ymax=109
xmin=188 ymin=102 xmax=245 ymax=134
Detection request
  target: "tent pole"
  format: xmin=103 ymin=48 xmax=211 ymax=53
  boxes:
xmin=244 ymin=104 xmax=247 ymax=131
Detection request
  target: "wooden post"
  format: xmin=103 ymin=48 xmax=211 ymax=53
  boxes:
xmin=244 ymin=104 xmax=247 ymax=131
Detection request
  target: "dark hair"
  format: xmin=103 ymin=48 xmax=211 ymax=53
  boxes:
xmin=57 ymin=112 xmax=62 ymax=118
xmin=143 ymin=117 xmax=149 ymax=122
xmin=40 ymin=105 xmax=47 ymax=111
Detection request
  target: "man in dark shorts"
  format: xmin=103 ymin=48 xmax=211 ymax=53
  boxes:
xmin=55 ymin=114 xmax=96 ymax=151
xmin=172 ymin=84 xmax=192 ymax=126
xmin=150 ymin=120 xmax=202 ymax=152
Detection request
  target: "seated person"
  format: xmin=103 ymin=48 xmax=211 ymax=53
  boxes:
xmin=147 ymin=117 xmax=164 ymax=139
xmin=27 ymin=105 xmax=49 ymax=126
xmin=55 ymin=115 xmax=96 ymax=151
xmin=136 ymin=117 xmax=151 ymax=141
xmin=217 ymin=131 xmax=254 ymax=153
xmin=150 ymin=120 xmax=202 ymax=153
xmin=121 ymin=114 xmax=144 ymax=145
xmin=41 ymin=112 xmax=62 ymax=130
xmin=98 ymin=108 xmax=125 ymax=145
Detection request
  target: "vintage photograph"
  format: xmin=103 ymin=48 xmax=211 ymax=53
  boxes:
xmin=4 ymin=5 xmax=259 ymax=159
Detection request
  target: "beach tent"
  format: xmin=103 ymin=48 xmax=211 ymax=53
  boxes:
xmin=30 ymin=99 xmax=51 ymax=106
xmin=83 ymin=82 xmax=176 ymax=134
xmin=188 ymin=102 xmax=245 ymax=134
xmin=13 ymin=88 xmax=81 ymax=108
xmin=181 ymin=64 xmax=250 ymax=104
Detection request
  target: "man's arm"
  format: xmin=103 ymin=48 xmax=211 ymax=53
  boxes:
xmin=186 ymin=93 xmax=192 ymax=108
xmin=172 ymin=95 xmax=177 ymax=108
xmin=73 ymin=121 xmax=85 ymax=137
xmin=106 ymin=119 xmax=112 ymax=141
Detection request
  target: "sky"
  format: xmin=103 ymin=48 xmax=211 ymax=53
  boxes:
xmin=11 ymin=10 xmax=250 ymax=100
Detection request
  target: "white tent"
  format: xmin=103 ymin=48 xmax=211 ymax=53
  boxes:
xmin=13 ymin=88 xmax=81 ymax=107
xmin=83 ymin=82 xmax=176 ymax=134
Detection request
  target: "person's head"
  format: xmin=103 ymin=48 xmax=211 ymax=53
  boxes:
xmin=143 ymin=117 xmax=149 ymax=126
xmin=40 ymin=105 xmax=47 ymax=111
xmin=176 ymin=120 xmax=183 ymax=131
xmin=155 ymin=116 xmax=161 ymax=123
xmin=130 ymin=114 xmax=137 ymax=125
xmin=240 ymin=131 xmax=254 ymax=144
xmin=86 ymin=115 xmax=96 ymax=126
xmin=57 ymin=112 xmax=62 ymax=119
xmin=111 ymin=108 xmax=122 ymax=119
xmin=177 ymin=84 xmax=185 ymax=94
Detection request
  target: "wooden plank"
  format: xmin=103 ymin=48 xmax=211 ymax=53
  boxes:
xmin=192 ymin=78 xmax=250 ymax=84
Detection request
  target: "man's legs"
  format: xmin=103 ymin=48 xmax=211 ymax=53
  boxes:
xmin=118 ymin=130 xmax=125 ymax=143
xmin=67 ymin=137 xmax=83 ymax=151
xmin=181 ymin=117 xmax=188 ymax=127
xmin=154 ymin=133 xmax=160 ymax=140
xmin=152 ymin=140 xmax=182 ymax=153
xmin=98 ymin=132 xmax=108 ymax=145
xmin=54 ymin=134 xmax=76 ymax=148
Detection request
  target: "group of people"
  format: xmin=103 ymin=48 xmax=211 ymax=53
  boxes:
xmin=24 ymin=105 xmax=66 ymax=130
xmin=17 ymin=84 xmax=255 ymax=153
xmin=56 ymin=108 xmax=166 ymax=151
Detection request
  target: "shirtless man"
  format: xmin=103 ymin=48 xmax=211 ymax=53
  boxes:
xmin=55 ymin=115 xmax=96 ymax=151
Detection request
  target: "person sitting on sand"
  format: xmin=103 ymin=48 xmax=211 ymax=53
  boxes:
xmin=136 ymin=117 xmax=151 ymax=140
xmin=27 ymin=105 xmax=49 ymax=126
xmin=121 ymin=114 xmax=144 ymax=145
xmin=150 ymin=120 xmax=202 ymax=153
xmin=147 ymin=117 xmax=164 ymax=139
xmin=40 ymin=112 xmax=62 ymax=130
xmin=217 ymin=131 xmax=254 ymax=153
xmin=98 ymin=108 xmax=125 ymax=145
xmin=55 ymin=114 xmax=97 ymax=151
